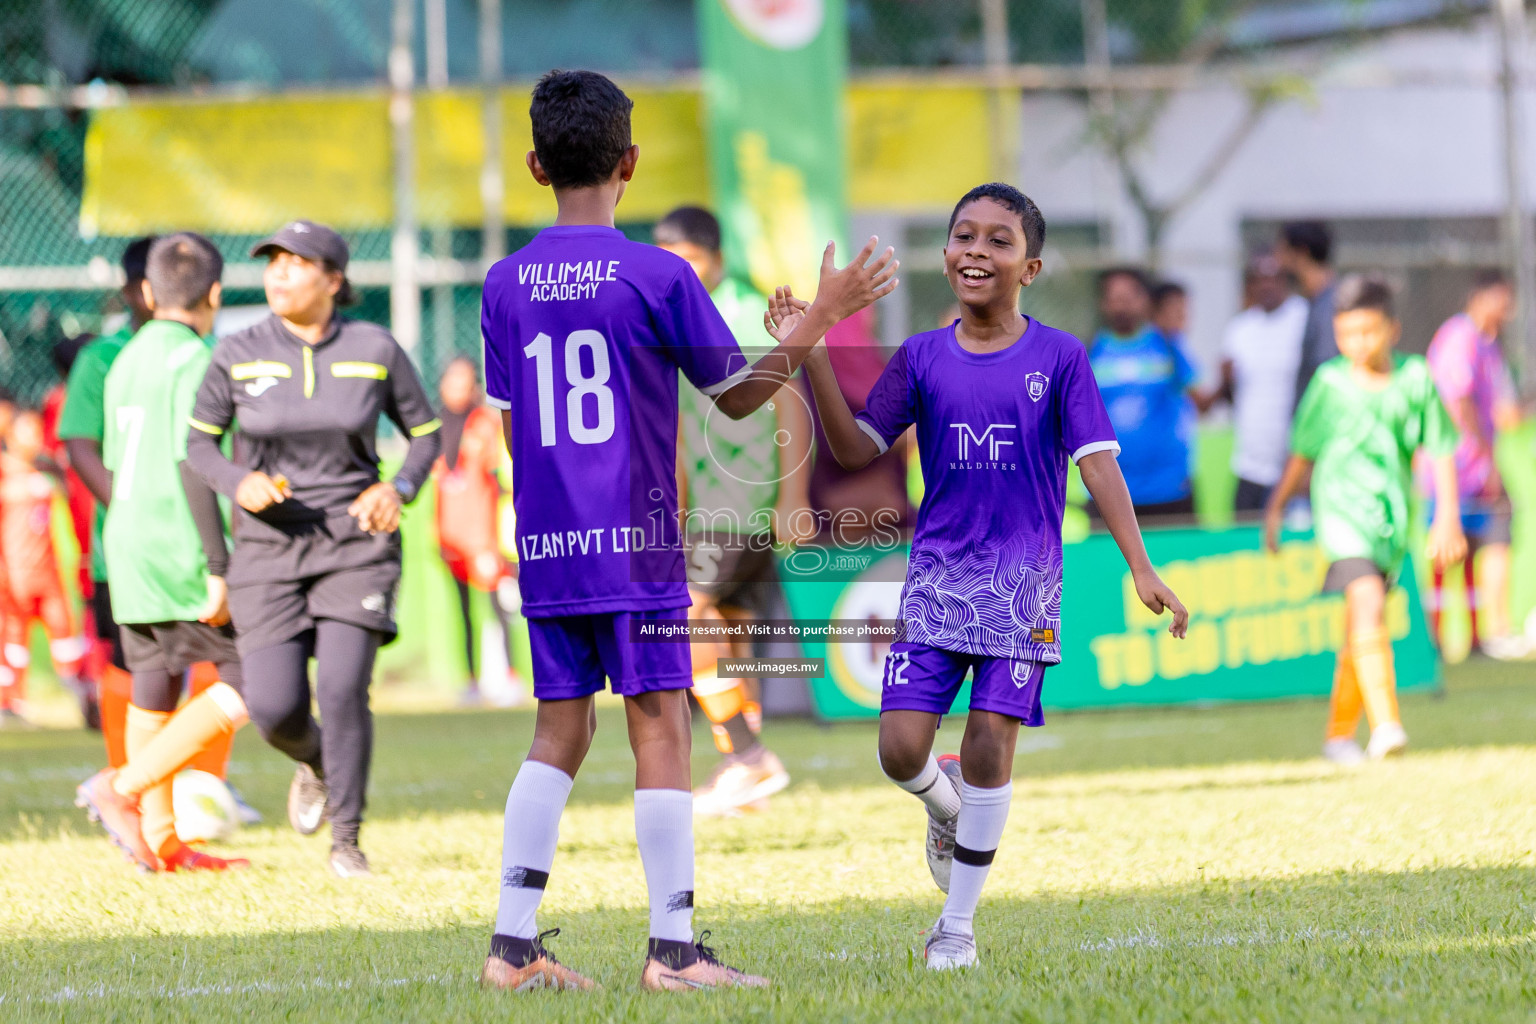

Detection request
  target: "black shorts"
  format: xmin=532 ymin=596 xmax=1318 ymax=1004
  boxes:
xmin=1322 ymin=557 xmax=1390 ymax=593
xmin=1233 ymin=478 xmax=1272 ymax=515
xmin=227 ymin=511 xmax=401 ymax=656
xmin=120 ymin=620 xmax=243 ymax=691
xmin=91 ymin=581 xmax=126 ymax=671
xmin=684 ymin=532 xmax=779 ymax=607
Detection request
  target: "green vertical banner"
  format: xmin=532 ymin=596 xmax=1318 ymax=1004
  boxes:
xmin=697 ymin=0 xmax=847 ymax=297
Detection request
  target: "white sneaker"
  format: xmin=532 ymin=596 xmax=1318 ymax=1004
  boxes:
xmin=693 ymin=749 xmax=791 ymax=817
xmin=1480 ymin=634 xmax=1533 ymax=661
xmin=924 ymin=918 xmax=977 ymax=970
xmin=1322 ymin=738 xmax=1366 ymax=765
xmin=925 ymin=754 xmax=964 ymax=894
xmin=1366 ymin=722 xmax=1408 ymax=760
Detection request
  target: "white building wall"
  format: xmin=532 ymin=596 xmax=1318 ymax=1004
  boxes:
xmin=1013 ymin=17 xmax=1531 ymax=369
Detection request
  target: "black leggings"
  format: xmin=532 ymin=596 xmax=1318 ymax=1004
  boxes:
xmin=242 ymin=620 xmax=381 ymax=846
xmin=132 ymin=660 xmax=244 ymax=713
xmin=452 ymin=577 xmax=515 ymax=681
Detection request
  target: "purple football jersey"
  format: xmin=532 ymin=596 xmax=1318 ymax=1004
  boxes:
xmin=856 ymin=319 xmax=1119 ymax=662
xmin=482 ymin=226 xmax=746 ymax=617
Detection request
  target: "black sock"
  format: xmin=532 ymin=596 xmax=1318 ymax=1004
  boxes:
xmin=647 ymin=936 xmax=699 ymax=969
xmin=490 ymin=933 xmax=541 ymax=967
xmin=720 ymin=713 xmax=760 ymax=758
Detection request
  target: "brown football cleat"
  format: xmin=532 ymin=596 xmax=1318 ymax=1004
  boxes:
xmin=639 ymin=932 xmax=770 ymax=991
xmin=480 ymin=929 xmax=597 ymax=992
xmin=75 ymin=768 xmax=158 ymax=872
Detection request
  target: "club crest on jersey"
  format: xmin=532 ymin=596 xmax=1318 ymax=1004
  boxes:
xmin=245 ymin=376 xmax=280 ymax=397
xmin=1025 ymin=371 xmax=1050 ymax=402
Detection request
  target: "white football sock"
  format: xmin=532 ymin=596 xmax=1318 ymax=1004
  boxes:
xmin=635 ymin=788 xmax=695 ymax=943
xmin=940 ymin=780 xmax=1013 ymax=936
xmin=493 ymin=759 xmax=574 ymax=939
xmin=887 ymin=754 xmax=962 ymax=820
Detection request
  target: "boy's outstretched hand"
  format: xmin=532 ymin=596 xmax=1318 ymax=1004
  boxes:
xmin=808 ymin=237 xmax=899 ymax=323
xmin=764 ymin=287 xmax=811 ymax=343
xmin=1134 ymin=567 xmax=1189 ymax=638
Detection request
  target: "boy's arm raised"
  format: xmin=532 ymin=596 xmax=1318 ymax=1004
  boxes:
xmin=763 ymin=287 xmax=883 ymax=471
xmin=712 ymin=238 xmax=897 ymax=421
xmin=802 ymin=344 xmax=883 ymax=471
xmin=1079 ymin=451 xmax=1189 ymax=638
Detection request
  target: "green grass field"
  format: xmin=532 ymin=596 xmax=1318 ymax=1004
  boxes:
xmin=2 ymin=661 xmax=1535 ymax=1022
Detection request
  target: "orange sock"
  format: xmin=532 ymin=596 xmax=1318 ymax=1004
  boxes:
xmin=187 ymin=663 xmax=235 ymax=778
xmin=112 ymin=683 xmax=247 ymax=798
xmin=1325 ymin=650 xmax=1363 ymax=741
xmin=692 ymin=676 xmax=748 ymax=754
xmin=125 ymin=705 xmax=178 ymax=859
xmin=100 ymin=665 xmax=133 ymax=768
xmin=1349 ymin=628 xmax=1400 ymax=730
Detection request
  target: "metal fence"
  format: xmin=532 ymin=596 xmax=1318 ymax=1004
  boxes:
xmin=1 ymin=0 xmax=1530 ymax=404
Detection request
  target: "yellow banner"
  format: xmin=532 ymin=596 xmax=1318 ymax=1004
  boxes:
xmin=82 ymin=83 xmax=997 ymax=235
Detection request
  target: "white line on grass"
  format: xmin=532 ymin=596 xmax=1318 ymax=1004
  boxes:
xmin=1 ymin=972 xmax=456 ymax=1006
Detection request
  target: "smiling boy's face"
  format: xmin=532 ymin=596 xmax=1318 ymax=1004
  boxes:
xmin=943 ymin=198 xmax=1042 ymax=314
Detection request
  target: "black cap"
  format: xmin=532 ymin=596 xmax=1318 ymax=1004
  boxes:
xmin=250 ymin=220 xmax=350 ymax=270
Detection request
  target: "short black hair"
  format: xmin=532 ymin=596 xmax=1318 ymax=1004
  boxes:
xmin=1471 ymin=267 xmax=1510 ymax=294
xmin=1280 ymin=220 xmax=1333 ymax=265
xmin=948 ymin=183 xmax=1046 ymax=259
xmin=654 ymin=206 xmax=721 ymax=253
xmin=146 ymin=233 xmax=223 ymax=311
xmin=1334 ymin=273 xmax=1394 ymax=318
xmin=52 ymin=333 xmax=93 ymax=377
xmin=1151 ymin=280 xmax=1186 ymax=307
xmin=1098 ymin=265 xmax=1152 ymax=297
xmin=529 ymin=69 xmax=634 ymax=189
xmin=122 ymin=236 xmax=158 ymax=282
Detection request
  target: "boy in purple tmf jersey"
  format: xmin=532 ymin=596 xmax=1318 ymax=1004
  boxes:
xmin=774 ymin=183 xmax=1189 ymax=970
xmin=478 ymin=70 xmax=898 ymax=993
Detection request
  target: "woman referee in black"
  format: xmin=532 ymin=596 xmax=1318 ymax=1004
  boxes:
xmin=188 ymin=221 xmax=441 ymax=876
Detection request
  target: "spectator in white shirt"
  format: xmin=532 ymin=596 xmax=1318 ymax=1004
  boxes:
xmin=1215 ymin=255 xmax=1309 ymax=513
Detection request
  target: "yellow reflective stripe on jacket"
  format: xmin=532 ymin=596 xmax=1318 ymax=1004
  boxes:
xmin=230 ymin=360 xmax=292 ymax=380
xmin=188 ymin=418 xmax=224 ymax=436
xmin=330 ymin=361 xmax=389 ymax=380
xmin=410 ymin=418 xmax=443 ymax=437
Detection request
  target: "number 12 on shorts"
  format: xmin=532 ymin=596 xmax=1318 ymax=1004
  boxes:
xmin=524 ymin=331 xmax=615 ymax=447
xmin=883 ymin=650 xmax=910 ymax=689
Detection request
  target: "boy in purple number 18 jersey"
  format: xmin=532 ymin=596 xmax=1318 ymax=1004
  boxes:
xmin=477 ymin=70 xmax=897 ymax=993
xmin=778 ymin=183 xmax=1189 ymax=970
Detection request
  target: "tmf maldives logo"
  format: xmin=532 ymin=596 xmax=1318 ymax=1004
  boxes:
xmin=950 ymin=423 xmax=1017 ymax=463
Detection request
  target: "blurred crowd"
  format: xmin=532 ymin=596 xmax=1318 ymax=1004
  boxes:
xmin=1087 ymin=219 xmax=1526 ymax=659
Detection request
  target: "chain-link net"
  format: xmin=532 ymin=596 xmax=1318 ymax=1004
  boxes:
xmin=0 ymin=0 xmax=1523 ymax=407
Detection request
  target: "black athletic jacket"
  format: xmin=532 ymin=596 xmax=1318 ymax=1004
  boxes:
xmin=187 ymin=313 xmax=442 ymax=525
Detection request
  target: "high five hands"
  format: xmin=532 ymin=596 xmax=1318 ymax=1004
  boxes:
xmin=762 ymin=237 xmax=899 ymax=343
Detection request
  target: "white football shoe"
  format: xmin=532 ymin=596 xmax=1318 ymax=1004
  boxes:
xmin=1366 ymin=722 xmax=1408 ymax=760
xmin=925 ymin=754 xmax=964 ymax=893
xmin=1322 ymin=738 xmax=1366 ymax=765
xmin=924 ymin=918 xmax=978 ymax=971
xmin=1480 ymin=634 xmax=1533 ymax=661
